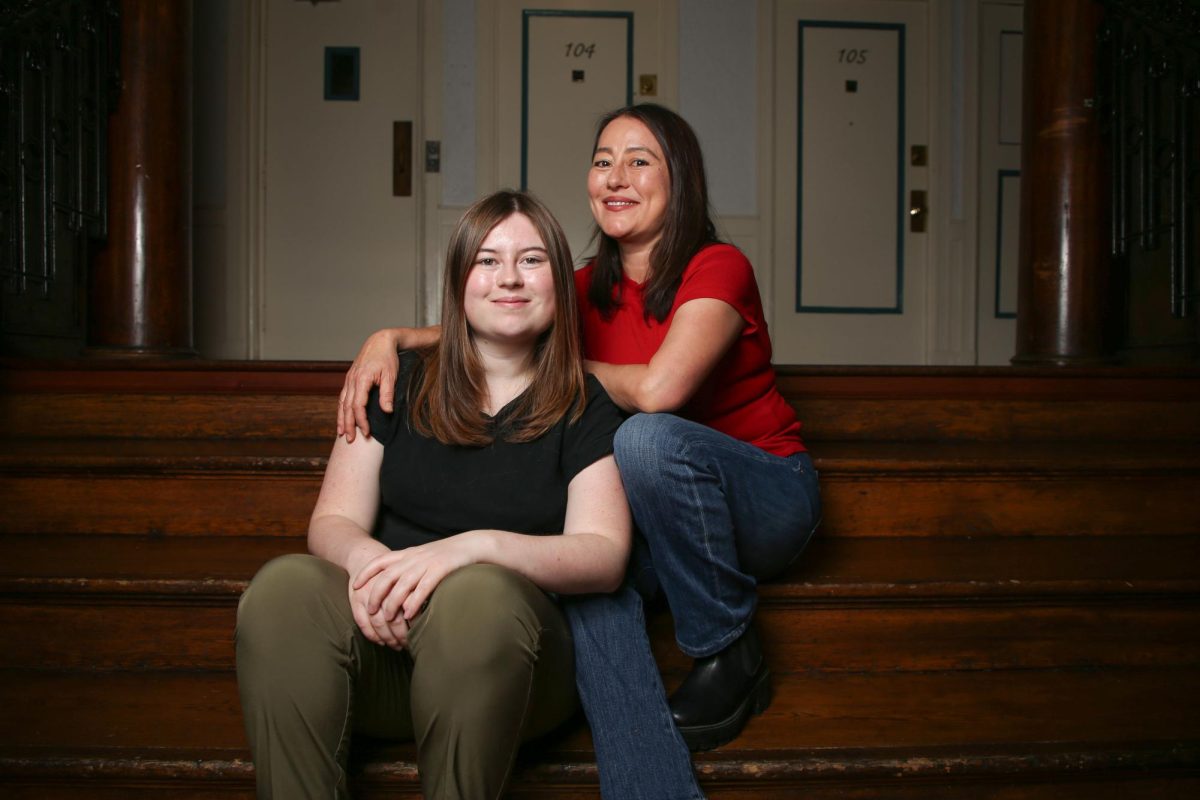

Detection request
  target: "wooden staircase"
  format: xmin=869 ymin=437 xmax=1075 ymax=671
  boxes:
xmin=1 ymin=360 xmax=1198 ymax=798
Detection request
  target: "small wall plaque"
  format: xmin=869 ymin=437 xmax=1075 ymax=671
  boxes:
xmin=325 ymin=47 xmax=360 ymax=101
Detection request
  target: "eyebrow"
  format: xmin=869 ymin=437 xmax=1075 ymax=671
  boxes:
xmin=477 ymin=246 xmax=548 ymax=254
xmin=594 ymin=145 xmax=658 ymax=157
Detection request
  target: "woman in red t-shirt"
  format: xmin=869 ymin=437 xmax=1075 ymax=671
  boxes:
xmin=339 ymin=104 xmax=820 ymax=800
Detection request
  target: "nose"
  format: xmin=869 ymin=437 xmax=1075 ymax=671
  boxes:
xmin=496 ymin=261 xmax=523 ymax=287
xmin=606 ymin=161 xmax=628 ymax=189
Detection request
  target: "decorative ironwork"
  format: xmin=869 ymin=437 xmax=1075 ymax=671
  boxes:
xmin=1098 ymin=0 xmax=1200 ymax=320
xmin=0 ymin=0 xmax=118 ymax=353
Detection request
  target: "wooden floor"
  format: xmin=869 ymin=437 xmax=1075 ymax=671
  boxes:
xmin=1 ymin=360 xmax=1198 ymax=798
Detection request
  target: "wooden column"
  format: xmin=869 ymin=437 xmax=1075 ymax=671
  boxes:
xmin=1012 ymin=0 xmax=1110 ymax=365
xmin=88 ymin=0 xmax=194 ymax=357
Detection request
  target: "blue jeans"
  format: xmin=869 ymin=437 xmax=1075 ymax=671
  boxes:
xmin=564 ymin=413 xmax=820 ymax=800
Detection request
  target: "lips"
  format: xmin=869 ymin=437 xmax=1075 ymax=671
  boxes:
xmin=602 ymin=196 xmax=638 ymax=210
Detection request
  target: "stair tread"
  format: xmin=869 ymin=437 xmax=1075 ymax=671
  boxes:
xmin=1 ymin=667 xmax=1196 ymax=757
xmin=8 ymin=595 xmax=1198 ymax=674
xmin=2 ymin=533 xmax=1196 ymax=600
xmin=4 ymin=438 xmax=1198 ymax=474
xmin=6 ymin=364 xmax=1200 ymax=447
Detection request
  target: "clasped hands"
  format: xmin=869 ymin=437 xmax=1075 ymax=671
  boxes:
xmin=347 ymin=532 xmax=485 ymax=650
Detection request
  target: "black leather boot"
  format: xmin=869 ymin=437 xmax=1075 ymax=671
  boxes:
xmin=668 ymin=626 xmax=771 ymax=751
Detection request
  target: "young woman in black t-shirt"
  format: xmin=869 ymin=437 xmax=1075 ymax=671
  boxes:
xmin=236 ymin=190 xmax=630 ymax=800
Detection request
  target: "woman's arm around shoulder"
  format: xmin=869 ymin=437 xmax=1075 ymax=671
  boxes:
xmin=338 ymin=325 xmax=442 ymax=442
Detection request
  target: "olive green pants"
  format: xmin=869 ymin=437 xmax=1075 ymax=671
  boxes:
xmin=235 ymin=554 xmax=576 ymax=799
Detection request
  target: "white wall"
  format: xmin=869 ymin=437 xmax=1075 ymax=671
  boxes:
xmin=193 ymin=0 xmax=1005 ymax=365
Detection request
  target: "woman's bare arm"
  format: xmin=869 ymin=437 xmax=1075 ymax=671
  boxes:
xmin=587 ymin=298 xmax=744 ymax=413
xmin=307 ymin=433 xmax=415 ymax=648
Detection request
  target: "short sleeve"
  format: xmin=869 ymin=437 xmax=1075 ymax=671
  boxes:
xmin=364 ymin=351 xmax=418 ymax=448
xmin=560 ymin=376 xmax=625 ymax=482
xmin=673 ymin=244 xmax=760 ymax=326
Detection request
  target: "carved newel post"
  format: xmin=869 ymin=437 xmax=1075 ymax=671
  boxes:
xmin=88 ymin=0 xmax=194 ymax=357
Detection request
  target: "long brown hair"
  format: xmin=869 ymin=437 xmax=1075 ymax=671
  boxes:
xmin=408 ymin=190 xmax=586 ymax=445
xmin=587 ymin=103 xmax=719 ymax=322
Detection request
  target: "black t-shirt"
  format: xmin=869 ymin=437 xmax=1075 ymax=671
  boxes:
xmin=366 ymin=352 xmax=625 ymax=551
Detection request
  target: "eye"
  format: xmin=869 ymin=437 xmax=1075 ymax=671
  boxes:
xmin=592 ymin=158 xmax=611 ymax=168
xmin=631 ymin=158 xmax=650 ymax=167
xmin=475 ymin=257 xmax=498 ymax=268
xmin=520 ymin=255 xmax=546 ymax=268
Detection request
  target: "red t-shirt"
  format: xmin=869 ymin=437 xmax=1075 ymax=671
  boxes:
xmin=574 ymin=243 xmax=805 ymax=457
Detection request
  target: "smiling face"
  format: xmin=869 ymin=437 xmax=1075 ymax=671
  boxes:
xmin=462 ymin=212 xmax=557 ymax=353
xmin=587 ymin=115 xmax=672 ymax=254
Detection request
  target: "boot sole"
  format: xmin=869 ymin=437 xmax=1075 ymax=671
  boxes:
xmin=676 ymin=665 xmax=772 ymax=752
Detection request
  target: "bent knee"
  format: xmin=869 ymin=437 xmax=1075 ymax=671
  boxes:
xmin=614 ymin=413 xmax=686 ymax=469
xmin=236 ymin=554 xmax=347 ymax=643
xmin=416 ymin=565 xmax=560 ymax=673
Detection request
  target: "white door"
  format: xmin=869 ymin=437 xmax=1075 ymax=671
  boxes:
xmin=975 ymin=1 xmax=1022 ymax=365
xmin=772 ymin=0 xmax=931 ymax=364
xmin=260 ymin=0 xmax=421 ymax=359
xmin=492 ymin=1 xmax=673 ymax=264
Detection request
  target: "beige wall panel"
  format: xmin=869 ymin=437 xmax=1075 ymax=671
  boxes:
xmin=976 ymin=1 xmax=1022 ymax=365
xmin=260 ymin=0 xmax=420 ymax=360
xmin=772 ymin=0 xmax=930 ymax=365
xmin=525 ymin=14 xmax=631 ymax=262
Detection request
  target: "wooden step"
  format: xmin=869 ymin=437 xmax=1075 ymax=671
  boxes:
xmin=1 ymin=668 xmax=1196 ymax=798
xmin=5 ymin=533 xmax=1197 ymax=600
xmin=776 ymin=368 xmax=1200 ymax=443
xmin=0 ymin=657 xmax=1177 ymax=741
xmin=4 ymin=440 xmax=1198 ymax=538
xmin=4 ymin=361 xmax=1199 ymax=797
xmin=2 ymin=752 xmax=1197 ymax=800
xmin=8 ymin=590 xmax=1196 ymax=676
xmin=3 ymin=533 xmax=1196 ymax=673
xmin=4 ymin=361 xmax=1200 ymax=443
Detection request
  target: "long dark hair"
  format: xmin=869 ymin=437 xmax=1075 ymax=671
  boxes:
xmin=587 ymin=103 xmax=719 ymax=322
xmin=409 ymin=190 xmax=586 ymax=445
